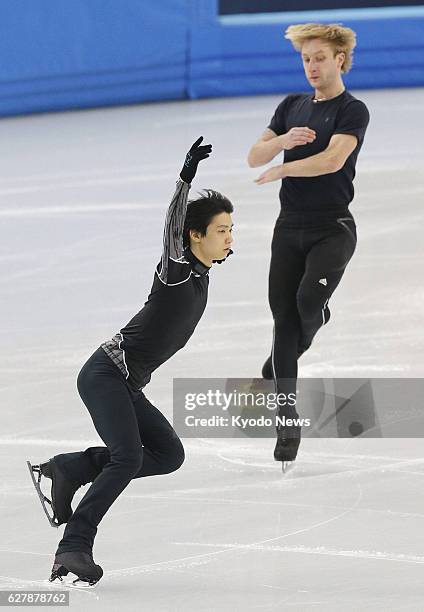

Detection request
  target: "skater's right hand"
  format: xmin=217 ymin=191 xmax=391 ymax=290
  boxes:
xmin=281 ymin=127 xmax=316 ymax=150
xmin=179 ymin=136 xmax=212 ymax=184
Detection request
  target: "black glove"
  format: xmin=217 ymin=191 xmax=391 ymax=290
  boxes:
xmin=179 ymin=136 xmax=212 ymax=184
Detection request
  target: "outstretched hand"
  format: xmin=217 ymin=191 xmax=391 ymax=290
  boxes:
xmin=254 ymin=164 xmax=285 ymax=185
xmin=180 ymin=136 xmax=212 ymax=184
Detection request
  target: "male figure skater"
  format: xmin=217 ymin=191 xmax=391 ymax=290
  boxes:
xmin=247 ymin=24 xmax=369 ymax=467
xmin=27 ymin=137 xmax=234 ymax=585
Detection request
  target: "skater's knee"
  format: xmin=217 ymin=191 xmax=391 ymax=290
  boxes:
xmin=297 ymin=286 xmax=322 ymax=321
xmin=172 ymin=440 xmax=185 ymax=472
xmin=271 ymin=303 xmax=297 ymax=324
xmin=76 ymin=364 xmax=98 ymax=400
xmin=111 ymin=450 xmax=143 ymax=476
xmin=76 ymin=367 xmax=89 ymax=397
xmin=162 ymin=438 xmax=185 ymax=474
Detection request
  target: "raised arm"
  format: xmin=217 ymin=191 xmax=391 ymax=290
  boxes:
xmin=158 ymin=137 xmax=212 ymax=283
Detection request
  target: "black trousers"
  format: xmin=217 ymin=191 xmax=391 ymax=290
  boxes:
xmin=54 ymin=347 xmax=184 ymax=555
xmin=269 ymin=210 xmax=357 ymax=419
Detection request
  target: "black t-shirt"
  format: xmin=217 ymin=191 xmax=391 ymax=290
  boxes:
xmin=268 ymin=90 xmax=370 ymax=212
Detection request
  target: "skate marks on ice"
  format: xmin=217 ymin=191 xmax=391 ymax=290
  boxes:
xmin=102 ymin=478 xmax=365 ymax=583
xmin=205 ymin=438 xmax=424 ymax=480
xmin=106 ymin=485 xmax=423 ymax=588
xmin=173 ymin=542 xmax=424 ymax=567
xmin=170 ymin=468 xmax=424 ymax=577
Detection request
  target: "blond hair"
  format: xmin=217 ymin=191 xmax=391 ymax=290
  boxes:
xmin=285 ymin=23 xmax=356 ymax=73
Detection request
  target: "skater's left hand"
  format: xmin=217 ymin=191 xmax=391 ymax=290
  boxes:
xmin=180 ymin=136 xmax=212 ymax=184
xmin=254 ymin=164 xmax=286 ymax=185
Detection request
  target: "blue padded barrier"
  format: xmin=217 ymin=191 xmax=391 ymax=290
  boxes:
xmin=0 ymin=1 xmax=423 ymax=116
xmin=0 ymin=0 xmax=189 ymax=116
xmin=189 ymin=2 xmax=424 ymax=98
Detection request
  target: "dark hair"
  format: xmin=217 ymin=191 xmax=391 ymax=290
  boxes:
xmin=183 ymin=189 xmax=234 ymax=248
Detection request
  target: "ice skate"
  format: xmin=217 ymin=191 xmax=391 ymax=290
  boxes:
xmin=26 ymin=458 xmax=81 ymax=527
xmin=273 ymin=425 xmax=301 ymax=473
xmin=49 ymin=551 xmax=103 ymax=586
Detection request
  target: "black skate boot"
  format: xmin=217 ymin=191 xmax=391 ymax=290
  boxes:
xmin=274 ymin=425 xmax=301 ymax=473
xmin=50 ymin=551 xmax=103 ymax=586
xmin=261 ymin=355 xmax=273 ymax=380
xmin=26 ymin=458 xmax=81 ymax=528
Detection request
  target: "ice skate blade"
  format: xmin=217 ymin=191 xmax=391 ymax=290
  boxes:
xmin=49 ymin=575 xmax=99 ymax=590
xmin=71 ymin=578 xmax=99 ymax=588
xmin=49 ymin=574 xmax=65 ymax=584
xmin=281 ymin=461 xmax=295 ymax=474
xmin=26 ymin=461 xmax=60 ymax=528
xmin=50 ymin=569 xmax=100 ymax=588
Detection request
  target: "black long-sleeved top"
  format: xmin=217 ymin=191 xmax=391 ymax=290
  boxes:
xmin=101 ymin=179 xmax=210 ymax=391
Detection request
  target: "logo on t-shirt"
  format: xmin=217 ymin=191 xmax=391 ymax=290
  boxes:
xmin=319 ymin=278 xmax=328 ymax=286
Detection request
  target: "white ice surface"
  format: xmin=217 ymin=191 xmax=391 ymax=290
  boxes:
xmin=1 ymin=88 xmax=424 ymax=611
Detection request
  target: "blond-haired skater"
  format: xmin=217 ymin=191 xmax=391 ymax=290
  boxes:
xmin=248 ymin=24 xmax=370 ymax=469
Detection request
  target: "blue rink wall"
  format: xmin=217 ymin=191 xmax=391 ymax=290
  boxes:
xmin=0 ymin=1 xmax=423 ymax=116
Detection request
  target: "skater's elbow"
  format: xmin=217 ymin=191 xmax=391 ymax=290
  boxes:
xmin=247 ymin=150 xmax=260 ymax=168
xmin=247 ymin=148 xmax=269 ymax=168
xmin=326 ymin=156 xmax=344 ymax=173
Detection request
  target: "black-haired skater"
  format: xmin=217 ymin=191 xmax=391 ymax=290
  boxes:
xmin=247 ymin=24 xmax=369 ymax=468
xmin=28 ymin=137 xmax=234 ymax=585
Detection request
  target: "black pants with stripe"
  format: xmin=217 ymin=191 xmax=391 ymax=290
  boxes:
xmin=269 ymin=209 xmax=357 ymax=419
xmin=54 ymin=347 xmax=185 ymax=555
